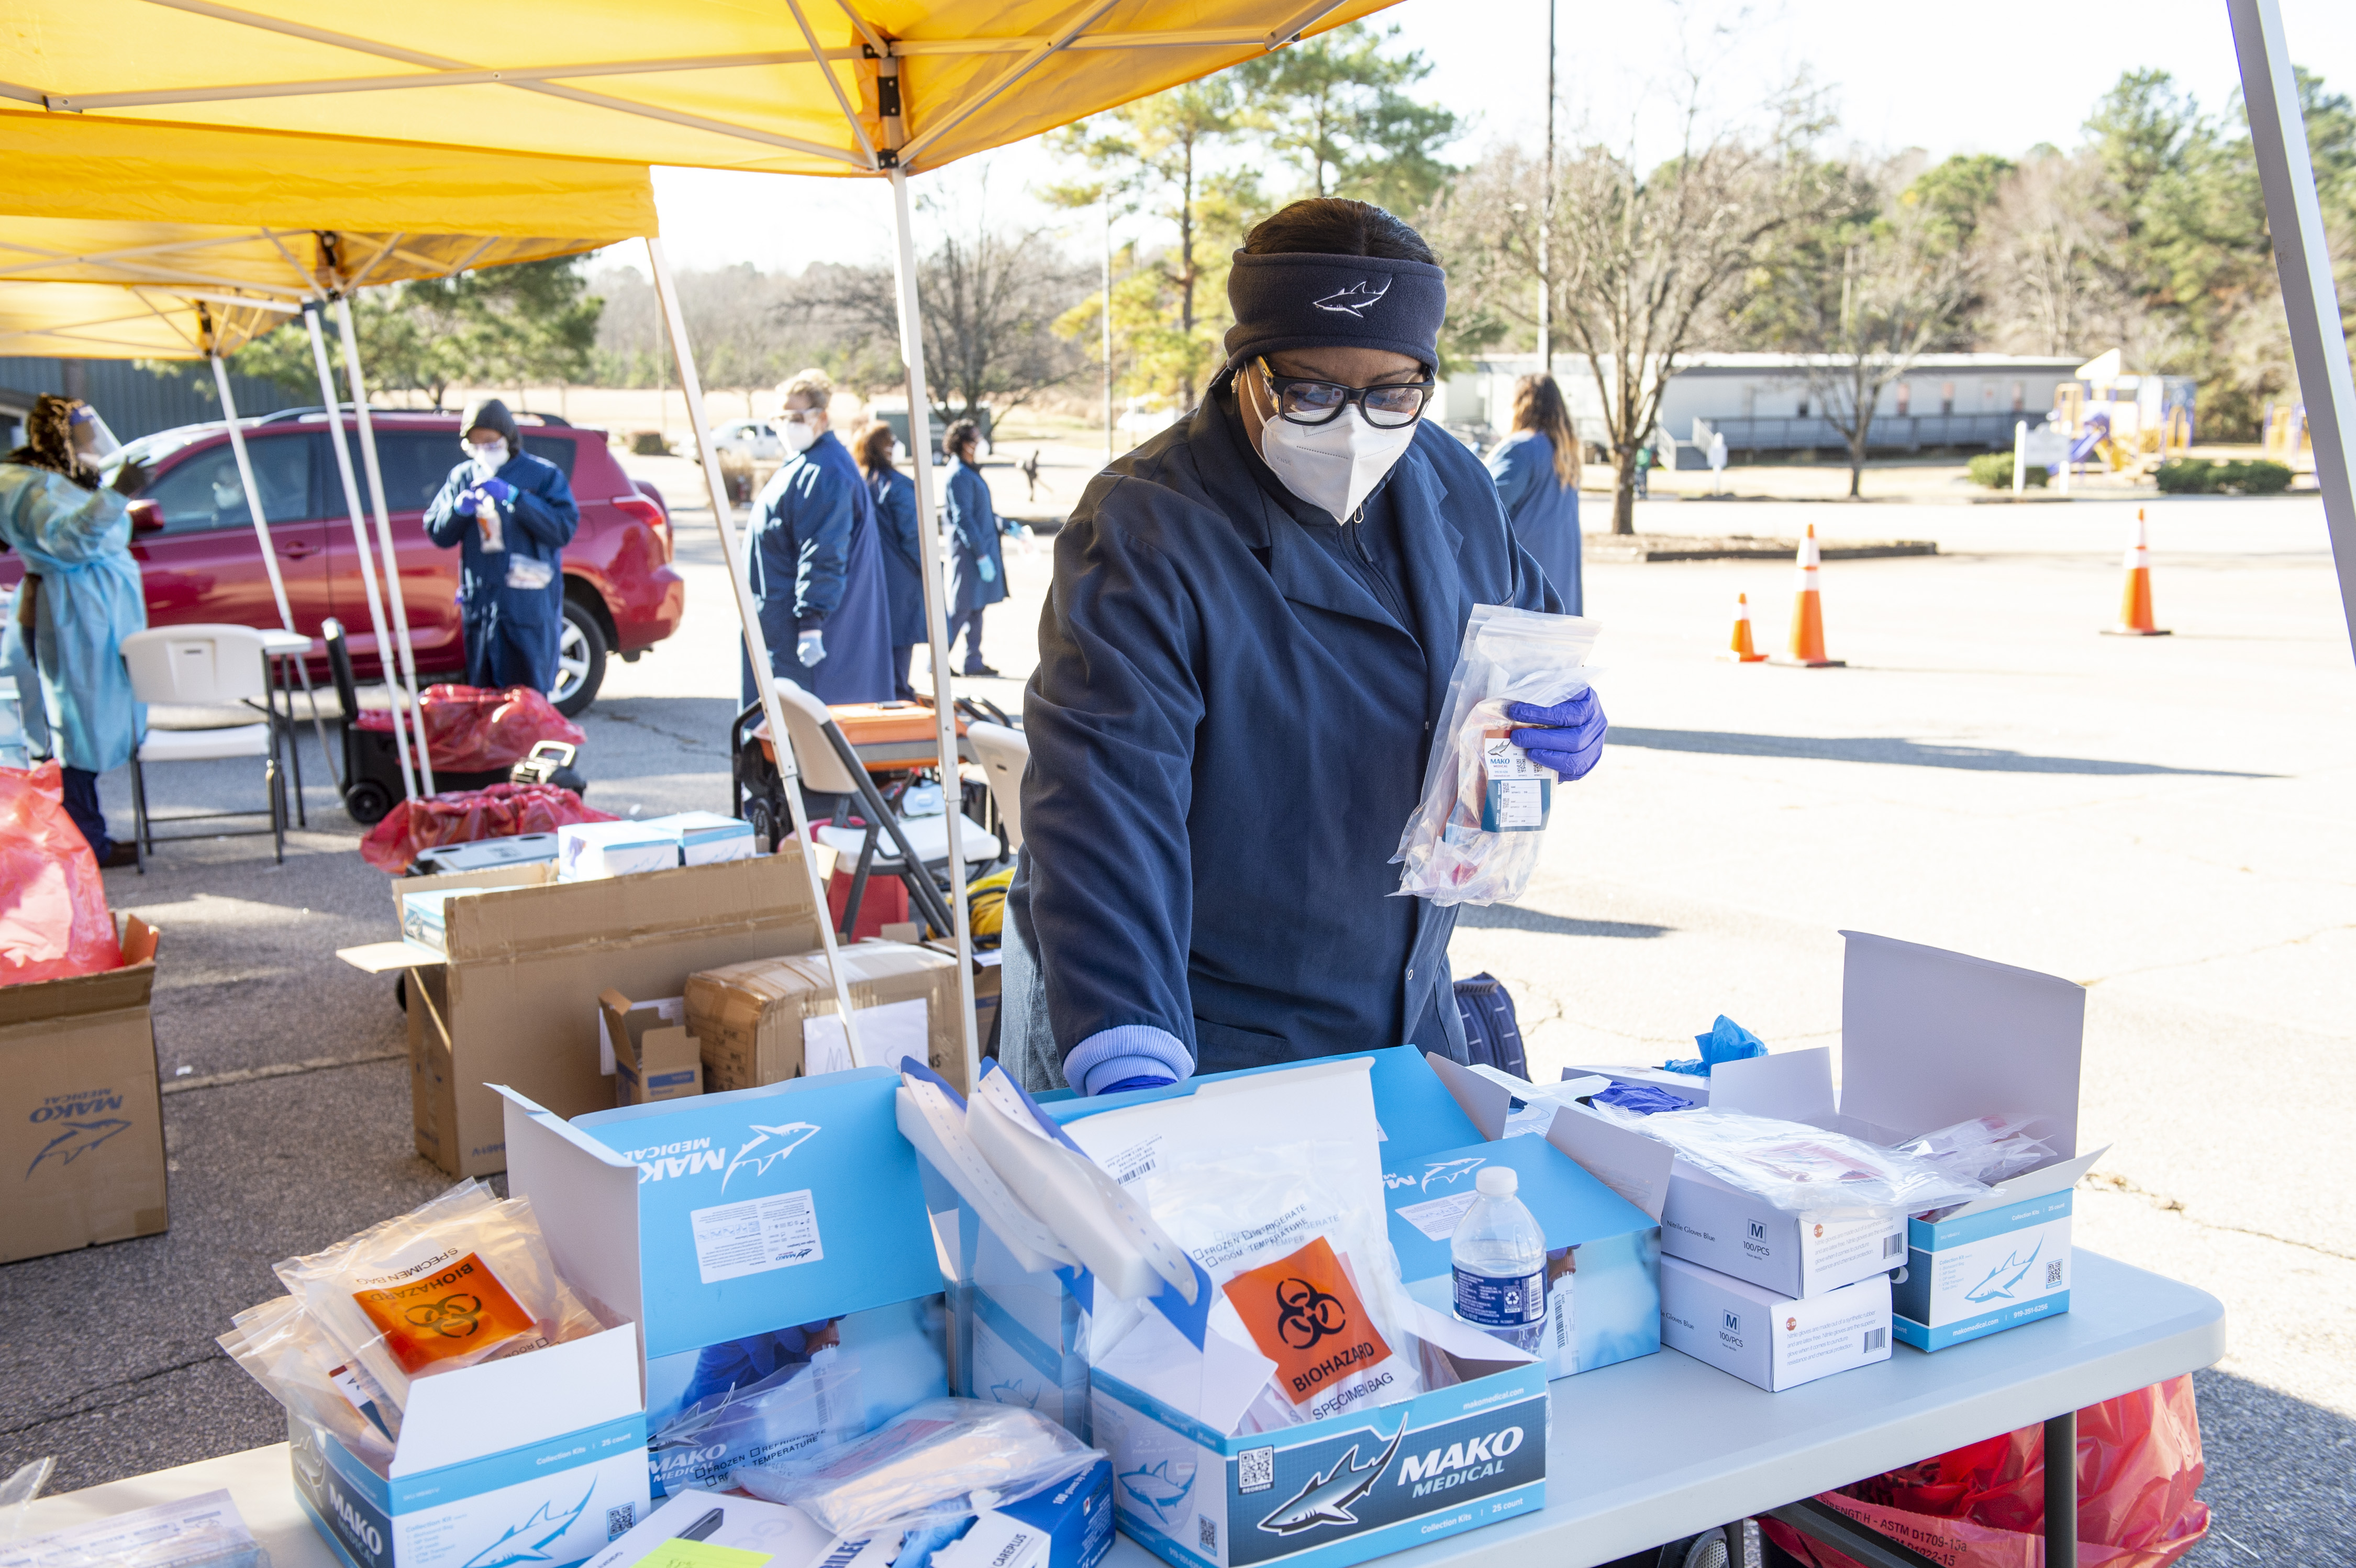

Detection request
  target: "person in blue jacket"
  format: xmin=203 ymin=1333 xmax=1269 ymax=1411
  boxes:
xmin=0 ymin=396 xmax=149 ymax=865
xmin=741 ymin=371 xmax=894 ymax=707
xmin=423 ymin=399 xmax=577 ymax=693
xmin=941 ymin=421 xmax=1007 ymax=678
xmin=856 ymin=420 xmax=927 ymax=700
xmin=1002 ymin=199 xmax=1609 ymax=1096
xmin=1486 ymin=373 xmax=1584 ymax=615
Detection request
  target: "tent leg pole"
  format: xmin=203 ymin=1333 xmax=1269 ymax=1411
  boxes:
xmin=646 ymin=236 xmax=868 ymax=1059
xmin=890 ymin=165 xmax=982 ymax=1094
xmin=212 ymin=351 xmax=338 ymax=793
xmin=336 ymin=296 xmax=435 ymax=793
xmin=303 ymin=300 xmax=417 ymax=801
xmin=2231 ymin=0 xmax=2356 ymax=660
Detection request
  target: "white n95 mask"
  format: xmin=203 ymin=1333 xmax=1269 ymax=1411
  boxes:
xmin=782 ymin=419 xmax=820 ymax=455
xmin=1245 ymin=363 xmax=1419 ymax=523
xmin=464 ymin=438 xmax=509 ymax=477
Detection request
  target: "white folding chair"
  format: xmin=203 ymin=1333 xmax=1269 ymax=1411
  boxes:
xmin=764 ymin=681 xmax=998 ymax=939
xmin=119 ymin=623 xmax=287 ymax=869
xmin=963 ymin=719 xmax=1028 ymax=852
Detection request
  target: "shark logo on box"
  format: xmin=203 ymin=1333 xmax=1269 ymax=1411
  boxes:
xmin=1965 ymin=1237 xmax=2047 ymax=1303
xmin=723 ymin=1122 xmax=821 ymax=1193
xmin=620 ymin=1120 xmax=819 ymax=1189
xmin=26 ymin=1117 xmax=129 ymax=1178
xmin=461 ymin=1483 xmax=596 ymax=1568
xmin=1257 ymin=1422 xmax=1405 ymax=1534
xmin=1119 ymin=1459 xmax=1195 ymax=1524
xmin=1416 ymin=1157 xmax=1485 ymax=1194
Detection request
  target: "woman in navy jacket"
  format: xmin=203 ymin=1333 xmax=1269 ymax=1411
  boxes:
xmin=1003 ymin=200 xmax=1608 ymax=1096
xmin=857 ymin=421 xmax=927 ymax=699
xmin=941 ymin=421 xmax=1007 ymax=677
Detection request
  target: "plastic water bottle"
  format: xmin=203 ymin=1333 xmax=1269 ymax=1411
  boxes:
xmin=1451 ymin=1166 xmax=1547 ymax=1353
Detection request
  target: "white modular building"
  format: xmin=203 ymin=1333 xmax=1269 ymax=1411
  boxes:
xmin=1453 ymin=353 xmax=2086 ymax=466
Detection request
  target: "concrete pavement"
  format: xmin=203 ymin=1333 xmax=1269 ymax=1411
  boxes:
xmin=3 ymin=480 xmax=2348 ymax=1564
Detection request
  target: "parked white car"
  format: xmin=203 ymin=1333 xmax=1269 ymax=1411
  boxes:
xmin=713 ymin=418 xmax=783 ymax=460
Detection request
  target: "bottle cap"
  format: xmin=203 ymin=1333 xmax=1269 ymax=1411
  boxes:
xmin=1475 ymin=1166 xmax=1517 ymax=1197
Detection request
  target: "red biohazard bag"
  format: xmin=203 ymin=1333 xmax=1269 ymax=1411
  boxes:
xmin=353 ymin=685 xmax=584 ymax=773
xmin=358 ymin=782 xmax=616 ymax=873
xmin=0 ymin=761 xmax=123 ymax=984
xmin=1763 ymin=1377 xmax=2208 ymax=1568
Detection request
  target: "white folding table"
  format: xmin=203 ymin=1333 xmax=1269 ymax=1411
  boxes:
xmin=18 ymin=1252 xmax=2220 ymax=1568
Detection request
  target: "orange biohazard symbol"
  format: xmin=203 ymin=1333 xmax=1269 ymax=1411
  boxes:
xmin=1274 ymin=1277 xmax=1349 ymax=1350
xmin=1224 ymin=1237 xmax=1392 ymax=1405
xmin=405 ymin=1292 xmax=489 ymax=1339
xmin=355 ymin=1252 xmax=537 ymax=1373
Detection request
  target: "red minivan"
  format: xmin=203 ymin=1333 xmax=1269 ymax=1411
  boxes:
xmin=0 ymin=409 xmax=685 ymax=715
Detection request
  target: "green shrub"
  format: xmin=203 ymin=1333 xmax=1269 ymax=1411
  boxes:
xmin=1968 ymin=451 xmax=2047 ymax=489
xmin=2216 ymin=459 xmax=2293 ymax=495
xmin=630 ymin=430 xmax=672 ymax=457
xmin=2155 ymin=459 xmax=2215 ymax=494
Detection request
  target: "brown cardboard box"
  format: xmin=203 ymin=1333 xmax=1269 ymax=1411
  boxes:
xmin=1 ymin=917 xmax=166 ymax=1264
xmin=358 ymin=850 xmax=824 ymax=1176
xmin=921 ymin=937 xmax=1002 ymax=1059
xmin=688 ymin=939 xmax=964 ymax=1094
xmin=597 ymin=988 xmax=704 ymax=1106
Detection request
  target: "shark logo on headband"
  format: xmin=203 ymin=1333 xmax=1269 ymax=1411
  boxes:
xmin=1312 ymin=280 xmax=1390 ymax=317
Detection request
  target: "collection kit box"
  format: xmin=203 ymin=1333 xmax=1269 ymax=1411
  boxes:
xmin=1 ymin=916 xmax=166 ymax=1265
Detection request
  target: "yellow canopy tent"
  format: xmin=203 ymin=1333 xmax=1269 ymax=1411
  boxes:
xmin=0 ymin=117 xmax=660 ymax=799
xmin=1 ymin=0 xmax=1405 ymax=1085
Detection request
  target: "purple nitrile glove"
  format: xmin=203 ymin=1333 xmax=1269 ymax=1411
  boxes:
xmin=475 ymin=476 xmax=517 ymax=505
xmin=454 ymin=488 xmax=481 ymax=516
xmin=1505 ymin=686 xmax=1606 ymax=781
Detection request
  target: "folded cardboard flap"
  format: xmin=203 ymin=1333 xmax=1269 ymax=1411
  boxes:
xmin=494 ymin=1086 xmax=648 ymax=1367
xmin=1544 ymin=1106 xmax=1674 ymax=1222
xmin=390 ymin=1321 xmax=642 ymax=1477
xmin=1940 ymin=1144 xmax=2108 ymax=1220
xmin=396 ymin=850 xmax=824 ymax=968
xmin=0 ymin=915 xmax=159 ymax=1027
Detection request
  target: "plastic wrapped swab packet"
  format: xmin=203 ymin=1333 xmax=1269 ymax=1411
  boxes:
xmin=1596 ymin=1106 xmax=1992 ymax=1219
xmin=1393 ymin=605 xmax=1598 ymax=906
xmin=733 ymin=1398 xmax=1101 ymax=1537
xmin=218 ymin=1296 xmax=402 ymax=1469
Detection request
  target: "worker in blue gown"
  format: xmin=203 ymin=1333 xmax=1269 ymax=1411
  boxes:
xmin=0 ymin=395 xmax=149 ymax=865
xmin=1486 ymin=373 xmax=1585 ymax=615
xmin=941 ymin=420 xmax=1007 ymax=677
xmin=741 ymin=370 xmax=894 ymax=707
xmin=1001 ymin=199 xmax=1610 ymax=1096
xmin=855 ymin=421 xmax=927 ymax=700
xmin=423 ymin=398 xmax=578 ymax=693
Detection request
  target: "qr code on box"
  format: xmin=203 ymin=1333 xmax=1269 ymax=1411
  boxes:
xmin=1239 ymin=1446 xmax=1274 ymax=1494
xmin=2046 ymin=1260 xmax=2064 ymax=1288
xmin=606 ymin=1504 xmax=636 ymax=1540
xmin=1198 ymin=1516 xmax=1218 ymax=1552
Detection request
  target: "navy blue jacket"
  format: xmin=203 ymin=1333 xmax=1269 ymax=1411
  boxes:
xmin=1009 ymin=392 xmax=1557 ymax=1084
xmin=1487 ymin=430 xmax=1583 ymax=616
xmin=868 ymin=464 xmax=928 ymax=646
xmin=746 ymin=431 xmax=894 ymax=704
xmin=944 ymin=460 xmax=1007 ymax=616
xmin=423 ymin=449 xmax=577 ymax=630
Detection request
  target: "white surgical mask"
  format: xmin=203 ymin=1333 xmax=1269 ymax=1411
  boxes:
xmin=781 ymin=418 xmax=819 ymax=455
xmin=463 ymin=437 xmax=509 ymax=474
xmin=1244 ymin=363 xmax=1419 ymax=522
xmin=213 ymin=481 xmax=243 ymax=509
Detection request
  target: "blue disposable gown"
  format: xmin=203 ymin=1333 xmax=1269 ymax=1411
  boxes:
xmin=423 ymin=449 xmax=578 ymax=692
xmin=868 ymin=465 xmax=928 ymax=647
xmin=1486 ymin=430 xmax=1583 ymax=615
xmin=1007 ymin=393 xmax=1558 ymax=1083
xmin=743 ymin=431 xmax=894 ymax=705
xmin=943 ymin=461 xmax=1007 ymax=617
xmin=0 ymin=464 xmax=146 ymax=773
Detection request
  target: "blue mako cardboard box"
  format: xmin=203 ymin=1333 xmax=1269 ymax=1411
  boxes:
xmin=288 ymin=1325 xmax=649 ymax=1568
xmin=498 ymin=1071 xmax=950 ymax=1497
xmin=1381 ymin=1135 xmax=1660 ymax=1380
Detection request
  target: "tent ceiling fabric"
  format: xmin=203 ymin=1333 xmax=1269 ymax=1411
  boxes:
xmin=1 ymin=0 xmax=1399 ymax=176
xmin=0 ymin=278 xmax=282 ymax=358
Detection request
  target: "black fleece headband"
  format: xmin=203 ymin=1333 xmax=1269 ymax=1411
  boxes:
xmin=1223 ymin=251 xmax=1447 ymax=373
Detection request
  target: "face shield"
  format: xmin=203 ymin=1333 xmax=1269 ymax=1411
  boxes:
xmin=68 ymin=404 xmax=124 ymax=469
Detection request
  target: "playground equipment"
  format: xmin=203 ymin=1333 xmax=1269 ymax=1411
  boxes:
xmin=2262 ymin=402 xmax=2313 ymax=468
xmin=2050 ymin=351 xmax=2197 ymax=483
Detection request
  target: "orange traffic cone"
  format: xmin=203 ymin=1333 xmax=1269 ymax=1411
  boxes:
xmin=1786 ymin=525 xmax=1844 ymax=667
xmin=1721 ymin=593 xmax=1768 ymax=662
xmin=2103 ymin=508 xmax=2171 ymax=637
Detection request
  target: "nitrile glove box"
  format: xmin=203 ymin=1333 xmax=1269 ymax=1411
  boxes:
xmin=287 ymin=1324 xmax=649 ymax=1568
xmin=1638 ymin=932 xmax=2091 ymax=1304
xmin=497 ymin=1071 xmax=951 ymax=1497
xmin=1381 ymin=1134 xmax=1660 ymax=1381
xmin=1089 ymin=1329 xmax=1545 ymax=1568
xmin=558 ymin=820 xmax=681 ymax=881
xmin=645 ymin=810 xmax=758 ymax=867
xmin=1658 ymin=1255 xmax=1891 ymax=1392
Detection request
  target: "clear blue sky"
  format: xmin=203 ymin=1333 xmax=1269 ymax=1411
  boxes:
xmin=614 ymin=0 xmax=2356 ymax=277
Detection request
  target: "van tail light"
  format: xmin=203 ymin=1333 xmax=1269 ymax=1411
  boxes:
xmin=612 ymin=493 xmax=670 ymax=561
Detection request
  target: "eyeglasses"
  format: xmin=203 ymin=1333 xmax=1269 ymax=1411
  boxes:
xmin=1258 ymin=360 xmax=1435 ymax=429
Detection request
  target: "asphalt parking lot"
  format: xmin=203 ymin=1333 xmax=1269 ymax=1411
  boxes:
xmin=4 ymin=478 xmax=2348 ymax=1564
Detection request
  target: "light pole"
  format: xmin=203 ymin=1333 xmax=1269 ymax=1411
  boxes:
xmin=1537 ymin=0 xmax=1554 ymax=373
xmin=1103 ymin=194 xmax=1116 ymax=463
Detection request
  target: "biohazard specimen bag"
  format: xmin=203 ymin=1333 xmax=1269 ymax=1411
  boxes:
xmin=273 ymin=1179 xmax=605 ymax=1407
xmin=218 ymin=1295 xmax=403 ymax=1470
